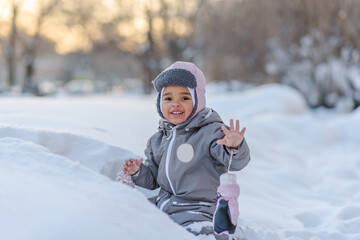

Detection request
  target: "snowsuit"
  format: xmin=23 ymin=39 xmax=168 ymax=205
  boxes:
xmin=132 ymin=107 xmax=251 ymax=226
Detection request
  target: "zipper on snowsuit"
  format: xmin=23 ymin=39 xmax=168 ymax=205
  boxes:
xmin=165 ymin=127 xmax=177 ymax=195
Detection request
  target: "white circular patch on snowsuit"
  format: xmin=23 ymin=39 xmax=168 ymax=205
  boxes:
xmin=177 ymin=143 xmax=194 ymax=163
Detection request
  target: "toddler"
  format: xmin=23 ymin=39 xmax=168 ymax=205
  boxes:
xmin=122 ymin=61 xmax=250 ymax=235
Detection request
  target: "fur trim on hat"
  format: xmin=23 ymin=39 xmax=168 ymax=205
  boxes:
xmin=153 ymin=68 xmax=197 ymax=92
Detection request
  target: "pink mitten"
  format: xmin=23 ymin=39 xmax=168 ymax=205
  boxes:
xmin=213 ymin=173 xmax=240 ymax=235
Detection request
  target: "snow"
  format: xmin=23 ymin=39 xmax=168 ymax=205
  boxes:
xmin=1 ymin=83 xmax=360 ymax=240
xmin=0 ymin=138 xmax=191 ymax=240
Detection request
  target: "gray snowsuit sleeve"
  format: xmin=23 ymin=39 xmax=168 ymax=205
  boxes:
xmin=209 ymin=125 xmax=251 ymax=171
xmin=131 ymin=138 xmax=160 ymax=190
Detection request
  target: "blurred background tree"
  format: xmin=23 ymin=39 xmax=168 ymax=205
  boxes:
xmin=0 ymin=0 xmax=359 ymax=110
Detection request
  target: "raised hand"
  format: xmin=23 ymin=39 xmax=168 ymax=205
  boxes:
xmin=123 ymin=158 xmax=143 ymax=176
xmin=216 ymin=119 xmax=246 ymax=149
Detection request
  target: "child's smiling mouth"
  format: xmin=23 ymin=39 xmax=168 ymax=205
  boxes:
xmin=171 ymin=111 xmax=184 ymax=117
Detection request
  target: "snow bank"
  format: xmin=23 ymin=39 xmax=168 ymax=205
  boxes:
xmin=0 ymin=84 xmax=359 ymax=240
xmin=0 ymin=126 xmax=135 ymax=180
xmin=208 ymin=83 xmax=307 ymax=121
xmin=327 ymin=106 xmax=360 ymax=144
xmin=0 ymin=136 xmax=196 ymax=240
xmin=0 ymin=95 xmax=159 ymax=155
xmin=237 ymin=102 xmax=360 ymax=239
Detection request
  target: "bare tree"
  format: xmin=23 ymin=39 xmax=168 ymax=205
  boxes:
xmin=264 ymin=0 xmax=360 ymax=109
xmin=20 ymin=0 xmax=61 ymax=93
xmin=197 ymin=0 xmax=273 ymax=83
xmin=53 ymin=0 xmax=106 ymax=84
xmin=96 ymin=0 xmax=203 ymax=93
xmin=4 ymin=0 xmax=23 ymax=88
xmin=159 ymin=0 xmax=204 ymax=62
xmin=138 ymin=2 xmax=162 ymax=93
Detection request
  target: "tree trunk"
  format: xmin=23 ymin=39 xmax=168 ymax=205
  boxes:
xmin=21 ymin=0 xmax=59 ymax=94
xmin=22 ymin=35 xmax=39 ymax=94
xmin=139 ymin=6 xmax=161 ymax=94
xmin=23 ymin=53 xmax=38 ymax=94
xmin=5 ymin=3 xmax=19 ymax=88
xmin=142 ymin=62 xmax=156 ymax=94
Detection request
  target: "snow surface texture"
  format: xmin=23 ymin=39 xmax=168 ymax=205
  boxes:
xmin=1 ymin=83 xmax=360 ymax=240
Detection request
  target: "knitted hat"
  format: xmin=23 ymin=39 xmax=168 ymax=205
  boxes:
xmin=153 ymin=61 xmax=206 ymax=121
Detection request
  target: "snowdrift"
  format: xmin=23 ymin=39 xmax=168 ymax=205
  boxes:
xmin=0 ymin=130 xmax=196 ymax=240
xmin=0 ymin=83 xmax=359 ymax=240
xmin=0 ymin=126 xmax=132 ymax=180
xmin=208 ymin=83 xmax=307 ymax=121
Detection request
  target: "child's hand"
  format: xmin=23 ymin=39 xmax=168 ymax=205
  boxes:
xmin=216 ymin=119 xmax=246 ymax=149
xmin=123 ymin=158 xmax=143 ymax=176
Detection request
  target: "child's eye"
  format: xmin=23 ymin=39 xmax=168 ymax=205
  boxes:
xmin=182 ymin=97 xmax=190 ymax=101
xmin=164 ymin=97 xmax=172 ymax=101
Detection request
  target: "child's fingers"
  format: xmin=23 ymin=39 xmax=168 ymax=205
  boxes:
xmin=136 ymin=158 xmax=144 ymax=167
xmin=240 ymin=127 xmax=246 ymax=135
xmin=235 ymin=120 xmax=240 ymax=132
xmin=126 ymin=158 xmax=136 ymax=165
xmin=221 ymin=125 xmax=230 ymax=134
xmin=230 ymin=119 xmax=234 ymax=131
xmin=123 ymin=158 xmax=142 ymax=172
xmin=216 ymin=139 xmax=227 ymax=145
xmin=124 ymin=166 xmax=131 ymax=173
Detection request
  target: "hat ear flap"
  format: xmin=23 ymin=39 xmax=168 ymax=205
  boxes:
xmin=186 ymin=89 xmax=198 ymax=120
xmin=156 ymin=92 xmax=166 ymax=120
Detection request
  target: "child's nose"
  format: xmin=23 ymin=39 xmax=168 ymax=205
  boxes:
xmin=172 ymin=100 xmax=180 ymax=106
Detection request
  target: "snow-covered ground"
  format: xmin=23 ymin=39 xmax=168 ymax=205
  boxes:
xmin=0 ymin=83 xmax=359 ymax=240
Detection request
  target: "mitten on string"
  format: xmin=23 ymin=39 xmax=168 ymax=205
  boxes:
xmin=213 ymin=172 xmax=240 ymax=235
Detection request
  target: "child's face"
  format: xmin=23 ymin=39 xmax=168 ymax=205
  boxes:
xmin=162 ymin=85 xmax=194 ymax=125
